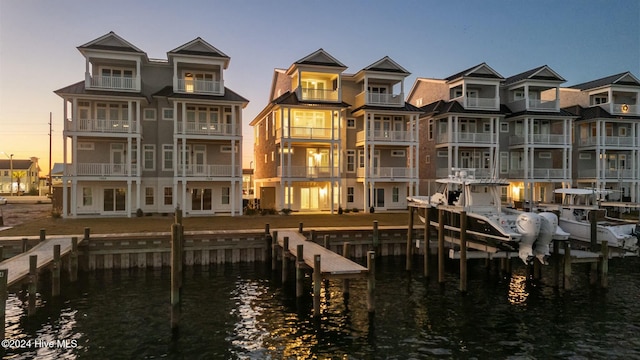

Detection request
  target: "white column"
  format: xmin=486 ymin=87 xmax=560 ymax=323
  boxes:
xmin=71 ymin=136 xmax=78 ymax=217
xmin=62 ymin=100 xmax=68 ymax=218
xmin=136 ymin=60 xmax=141 ymax=91
xmin=173 ymin=60 xmax=178 ymax=91
xmin=85 ymin=58 xmax=91 ymax=88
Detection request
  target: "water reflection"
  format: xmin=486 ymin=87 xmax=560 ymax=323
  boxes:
xmin=508 ymin=274 xmax=529 ymax=305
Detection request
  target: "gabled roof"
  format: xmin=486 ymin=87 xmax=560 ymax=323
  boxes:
xmin=419 ymin=99 xmax=510 ymax=117
xmin=77 ymin=31 xmax=145 ymax=54
xmin=504 ymin=65 xmax=566 ymax=86
xmin=286 ymin=49 xmax=347 ymax=75
xmin=445 ymin=62 xmax=504 ymax=82
xmin=361 ymin=56 xmax=410 ymax=74
xmin=168 ymin=37 xmax=230 ymax=67
xmin=151 ymin=86 xmax=249 ymax=104
xmin=505 ymin=109 xmax=577 ymax=119
xmin=54 ymin=81 xmax=148 ymax=100
xmin=351 ymin=102 xmax=423 ymax=115
xmin=0 ymin=159 xmax=34 ymax=170
xmin=569 ymin=72 xmax=640 ymax=90
xmin=269 ymin=69 xmax=291 ymax=102
xmin=271 ymin=91 xmax=350 ymax=108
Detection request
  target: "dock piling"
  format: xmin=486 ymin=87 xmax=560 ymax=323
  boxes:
xmin=343 ymin=242 xmax=350 ymax=296
xmin=22 ymin=238 xmax=28 ymax=253
xmin=424 ymin=208 xmax=430 ymax=277
xmin=406 ymin=211 xmax=413 ymax=270
xmin=52 ymin=244 xmax=61 ymax=296
xmin=282 ymin=237 xmax=290 ymax=283
xmin=563 ymin=242 xmax=572 ymax=290
xmin=323 ymin=235 xmax=330 ymax=249
xmin=438 ymin=209 xmax=445 ymax=284
xmin=367 ymin=251 xmax=376 ymax=313
xmin=39 ymin=229 xmax=46 ymax=243
xmin=373 ymin=220 xmax=379 ymax=255
xmin=70 ymin=237 xmax=78 ymax=282
xmin=271 ymin=231 xmax=278 ymax=271
xmin=601 ymin=241 xmax=609 ymax=288
xmin=299 ymin=222 xmax=303 ymax=234
xmin=313 ymin=254 xmax=321 ymax=317
xmin=0 ymin=269 xmax=7 ymax=340
xmin=28 ymin=255 xmax=37 ymax=316
xmin=460 ymin=211 xmax=467 ymax=293
xmin=296 ymin=244 xmax=304 ymax=298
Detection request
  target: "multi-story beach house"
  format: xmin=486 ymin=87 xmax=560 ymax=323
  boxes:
xmin=501 ymin=65 xmax=576 ymax=204
xmin=55 ymin=32 xmax=248 ymax=218
xmin=407 ymin=63 xmax=505 ymax=196
xmin=250 ymin=50 xmax=420 ymax=212
xmin=0 ymin=157 xmax=40 ymax=195
xmin=560 ymin=72 xmax=640 ymax=203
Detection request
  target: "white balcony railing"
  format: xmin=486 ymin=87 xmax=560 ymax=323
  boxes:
xmin=72 ymin=163 xmax=137 ymax=176
xmin=356 ymin=130 xmax=412 ymax=143
xmin=437 ymin=132 xmax=493 ymax=144
xmin=598 ymin=102 xmax=640 ymax=115
xmin=510 ymin=134 xmax=567 ymax=145
xmin=277 ymin=166 xmax=337 ymax=178
xmin=88 ymin=75 xmax=140 ymax=91
xmin=356 ymin=167 xmax=413 ymax=179
xmin=176 ymin=78 xmax=224 ymax=95
xmin=177 ymin=122 xmax=238 ymax=136
xmin=529 ymin=99 xmax=558 ymax=111
xmin=579 ymin=136 xmax=636 ymax=147
xmin=276 ymin=127 xmax=335 ymax=140
xmin=67 ymin=119 xmax=138 ymax=133
xmin=182 ymin=164 xmax=239 ymax=177
xmin=452 ymin=96 xmax=499 ymax=110
xmin=297 ymin=88 xmax=339 ymax=102
xmin=578 ymin=168 xmax=637 ymax=179
xmin=354 ymin=91 xmax=404 ymax=108
xmin=509 ymin=168 xmax=567 ymax=179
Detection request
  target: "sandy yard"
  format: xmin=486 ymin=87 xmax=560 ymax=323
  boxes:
xmin=0 ymin=203 xmax=52 ymax=228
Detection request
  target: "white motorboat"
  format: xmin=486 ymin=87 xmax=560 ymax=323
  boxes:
xmin=408 ymin=169 xmax=567 ymax=264
xmin=539 ymin=188 xmax=639 ymax=252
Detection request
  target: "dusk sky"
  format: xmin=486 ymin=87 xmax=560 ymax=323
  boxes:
xmin=1 ymin=0 xmax=639 ymax=173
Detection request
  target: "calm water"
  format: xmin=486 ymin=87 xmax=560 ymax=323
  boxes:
xmin=2 ymin=256 xmax=640 ymax=359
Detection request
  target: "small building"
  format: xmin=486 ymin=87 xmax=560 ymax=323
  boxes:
xmin=0 ymin=157 xmax=40 ymax=195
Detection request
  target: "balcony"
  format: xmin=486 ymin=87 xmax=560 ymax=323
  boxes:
xmin=598 ymin=102 xmax=640 ymax=115
xmin=356 ymin=167 xmax=413 ymax=179
xmin=86 ymin=74 xmax=140 ymax=92
xmin=277 ymin=166 xmax=337 ymax=178
xmin=508 ymin=98 xmax=559 ymax=112
xmin=71 ymin=163 xmax=137 ymax=177
xmin=66 ymin=119 xmax=138 ymax=134
xmin=177 ymin=123 xmax=239 ymax=136
xmin=181 ymin=164 xmax=240 ymax=177
xmin=354 ymin=91 xmax=403 ymax=108
xmin=356 ymin=130 xmax=413 ymax=144
xmin=578 ymin=169 xmax=637 ymax=179
xmin=276 ymin=127 xmax=336 ymax=141
xmin=296 ymin=87 xmax=339 ymax=102
xmin=578 ymin=136 xmax=637 ymax=148
xmin=176 ymin=78 xmax=224 ymax=95
xmin=510 ymin=134 xmax=567 ymax=146
xmin=437 ymin=132 xmax=493 ymax=144
xmin=436 ymin=168 xmax=493 ymax=178
xmin=452 ymin=95 xmax=499 ymax=110
xmin=508 ymin=168 xmax=567 ymax=179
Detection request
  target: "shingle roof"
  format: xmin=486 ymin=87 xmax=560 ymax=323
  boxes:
xmin=54 ymin=81 xmax=148 ymax=99
xmin=350 ymin=102 xmax=423 ymax=114
xmin=152 ymin=86 xmax=249 ymax=103
xmin=506 ymin=109 xmax=577 ymax=119
xmin=445 ymin=62 xmax=503 ymax=81
xmin=419 ymin=99 xmax=510 ymax=116
xmin=0 ymin=159 xmax=34 ymax=170
xmin=569 ymin=72 xmax=636 ymax=90
xmin=270 ymin=91 xmax=351 ymax=108
xmin=503 ymin=65 xmax=565 ymax=86
xmin=562 ymin=104 xmax=640 ymax=120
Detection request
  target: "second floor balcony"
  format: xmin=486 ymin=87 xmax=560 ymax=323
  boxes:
xmin=508 ymin=98 xmax=559 ymax=112
xmin=356 ymin=130 xmax=413 ymax=144
xmin=86 ymin=74 xmax=140 ymax=92
xmin=180 ymin=164 xmax=240 ymax=178
xmin=69 ymin=163 xmax=138 ymax=177
xmin=296 ymin=87 xmax=339 ymax=102
xmin=354 ymin=91 xmax=403 ymax=108
xmin=510 ymin=134 xmax=568 ymax=146
xmin=578 ymin=168 xmax=637 ymax=180
xmin=66 ymin=118 xmax=139 ymax=134
xmin=508 ymin=168 xmax=568 ymax=179
xmin=437 ymin=132 xmax=494 ymax=144
xmin=177 ymin=122 xmax=239 ymax=136
xmin=276 ymin=127 xmax=336 ymax=141
xmin=578 ymin=136 xmax=637 ymax=148
xmin=176 ymin=78 xmax=224 ymax=95
xmin=357 ymin=167 xmax=414 ymax=179
xmin=452 ymin=95 xmax=499 ymax=110
xmin=598 ymin=102 xmax=640 ymax=115
xmin=276 ymin=166 xmax=338 ymax=178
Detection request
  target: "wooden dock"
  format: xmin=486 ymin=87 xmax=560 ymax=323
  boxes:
xmin=0 ymin=237 xmax=81 ymax=287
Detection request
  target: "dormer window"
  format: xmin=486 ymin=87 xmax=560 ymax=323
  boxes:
xmin=593 ymin=95 xmax=608 ymax=105
xmin=96 ymin=67 xmax=135 ymax=90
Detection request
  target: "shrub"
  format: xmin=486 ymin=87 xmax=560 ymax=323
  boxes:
xmin=51 ymin=207 xmax=62 ymax=219
xmin=281 ymin=208 xmax=292 ymax=215
xmin=136 ymin=208 xmax=143 ymax=217
xmin=338 ymin=207 xmax=343 ymax=215
xmin=352 ymin=208 xmax=359 ymax=213
xmin=244 ymin=208 xmax=258 ymax=216
xmin=344 ymin=208 xmax=351 ymax=214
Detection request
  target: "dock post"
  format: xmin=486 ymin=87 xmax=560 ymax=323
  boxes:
xmin=600 ymin=241 xmax=609 ymax=288
xmin=22 ymin=237 xmax=28 ymax=253
xmin=438 ymin=209 xmax=445 ymax=285
xmin=424 ymin=208 xmax=430 ymax=277
xmin=82 ymin=228 xmax=90 ymax=271
xmin=70 ymin=237 xmax=78 ymax=282
xmin=367 ymin=251 xmax=376 ymax=313
xmin=84 ymin=227 xmax=90 ymax=241
xmin=52 ymin=244 xmax=61 ymax=297
xmin=373 ymin=220 xmax=379 ymax=255
xmin=0 ymin=269 xmax=7 ymax=340
xmin=460 ymin=211 xmax=467 ymax=294
xmin=271 ymin=231 xmax=278 ymax=271
xmin=323 ymin=235 xmax=330 ymax=250
xmin=313 ymin=254 xmax=321 ymax=317
xmin=590 ymin=210 xmax=598 ymax=251
xmin=533 ymin=260 xmax=542 ymax=280
xmin=28 ymin=254 xmax=37 ymax=316
xmin=39 ymin=229 xmax=46 ymax=243
xmin=552 ymin=240 xmax=560 ymax=288
xmin=406 ymin=210 xmax=413 ymax=271
xmin=343 ymin=242 xmax=350 ymax=297
xmin=310 ymin=230 xmax=316 ymax=242
xmin=563 ymin=242 xmax=572 ymax=290
xmin=299 ymin=222 xmax=303 ymax=233
xmin=296 ymin=244 xmax=304 ymax=298
xmin=282 ymin=237 xmax=289 ymax=283
xmin=0 ymin=246 xmax=3 ymax=262
xmin=171 ymin=220 xmax=181 ymax=331
xmin=265 ymin=224 xmax=272 ymax=264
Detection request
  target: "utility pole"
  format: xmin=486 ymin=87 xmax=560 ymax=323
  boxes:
xmin=49 ymin=112 xmax=52 ymax=196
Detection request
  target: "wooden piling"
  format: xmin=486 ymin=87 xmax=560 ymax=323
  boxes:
xmin=170 ymin=221 xmax=181 ymax=331
xmin=367 ymin=251 xmax=375 ymax=313
xmin=424 ymin=208 xmax=430 ymax=277
xmin=406 ymin=210 xmax=413 ymax=271
xmin=296 ymin=244 xmax=304 ymax=298
xmin=373 ymin=220 xmax=379 ymax=254
xmin=0 ymin=269 xmax=7 ymax=340
xmin=343 ymin=242 xmax=350 ymax=296
xmin=310 ymin=230 xmax=316 ymax=242
xmin=282 ymin=237 xmax=289 ymax=283
xmin=438 ymin=209 xmax=445 ymax=284
xmin=601 ymin=241 xmax=609 ymax=288
xmin=460 ymin=211 xmax=467 ymax=293
xmin=39 ymin=229 xmax=46 ymax=243
xmin=70 ymin=237 xmax=78 ymax=282
xmin=323 ymin=235 xmax=330 ymax=249
xmin=265 ymin=224 xmax=272 ymax=264
xmin=28 ymin=254 xmax=37 ymax=316
xmin=52 ymin=244 xmax=61 ymax=296
xmin=22 ymin=237 xmax=28 ymax=253
xmin=84 ymin=227 xmax=91 ymax=241
xmin=590 ymin=210 xmax=598 ymax=251
xmin=271 ymin=231 xmax=278 ymax=271
xmin=313 ymin=254 xmax=321 ymax=317
xmin=299 ymin=222 xmax=303 ymax=233
xmin=0 ymin=246 xmax=3 ymax=262
xmin=563 ymin=241 xmax=572 ymax=290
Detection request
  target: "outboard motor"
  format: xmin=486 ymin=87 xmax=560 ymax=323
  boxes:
xmin=516 ymin=213 xmax=541 ymax=264
xmin=536 ymin=212 xmax=558 ymax=265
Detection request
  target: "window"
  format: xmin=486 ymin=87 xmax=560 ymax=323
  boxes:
xmin=346 ymin=150 xmax=355 ymax=172
xmin=579 ymin=153 xmax=592 ymax=160
xmin=391 ymin=150 xmax=406 ymax=157
xmin=437 ymin=151 xmax=448 ymax=157
xmin=416 ymin=98 xmax=423 ymax=107
xmin=500 ymin=152 xmax=509 ymax=174
xmin=143 ymin=144 xmax=155 ymax=171
xmin=144 ymin=108 xmax=156 ymax=121
xmin=164 ymin=187 xmax=173 ymax=206
xmin=428 ymin=120 xmax=434 ymax=141
xmin=358 ymin=150 xmax=365 ymax=168
xmin=78 ymin=142 xmax=94 ymax=150
xmin=221 ymin=145 xmax=238 ymax=153
xmin=271 ymin=151 xmax=275 ymax=161
xmin=483 ymin=123 xmax=491 ymax=132
xmin=593 ymin=95 xmax=608 ymax=105
xmin=82 ymin=187 xmax=92 ymax=206
xmin=347 ymin=187 xmax=354 ymax=203
xmin=514 ymin=90 xmax=525 ymax=100
xmin=539 ymin=152 xmax=552 ymax=159
xmin=162 ymin=145 xmax=173 ymax=171
xmin=347 ymin=118 xmax=355 ymax=129
xmin=221 ymin=187 xmax=230 ymax=205
xmin=145 ymin=187 xmax=154 ymax=205
xmin=392 ymin=187 xmax=399 ymax=202
xmin=425 ymin=154 xmax=431 ymax=164
xmin=619 ymin=127 xmax=628 ymax=137
xmin=162 ymin=108 xmax=174 ymax=120
xmin=500 ymin=122 xmax=509 ymax=133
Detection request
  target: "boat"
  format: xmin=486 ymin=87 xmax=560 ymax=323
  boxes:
xmin=408 ymin=168 xmax=568 ymax=265
xmin=539 ymin=188 xmax=640 ymax=253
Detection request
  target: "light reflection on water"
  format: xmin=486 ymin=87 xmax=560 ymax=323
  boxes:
xmin=0 ymin=258 xmax=639 ymax=359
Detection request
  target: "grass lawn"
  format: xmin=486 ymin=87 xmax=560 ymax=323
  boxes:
xmin=0 ymin=212 xmax=413 ymax=237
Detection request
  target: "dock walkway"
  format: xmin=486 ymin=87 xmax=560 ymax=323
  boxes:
xmin=276 ymin=230 xmax=368 ymax=278
xmin=0 ymin=237 xmax=80 ymax=287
